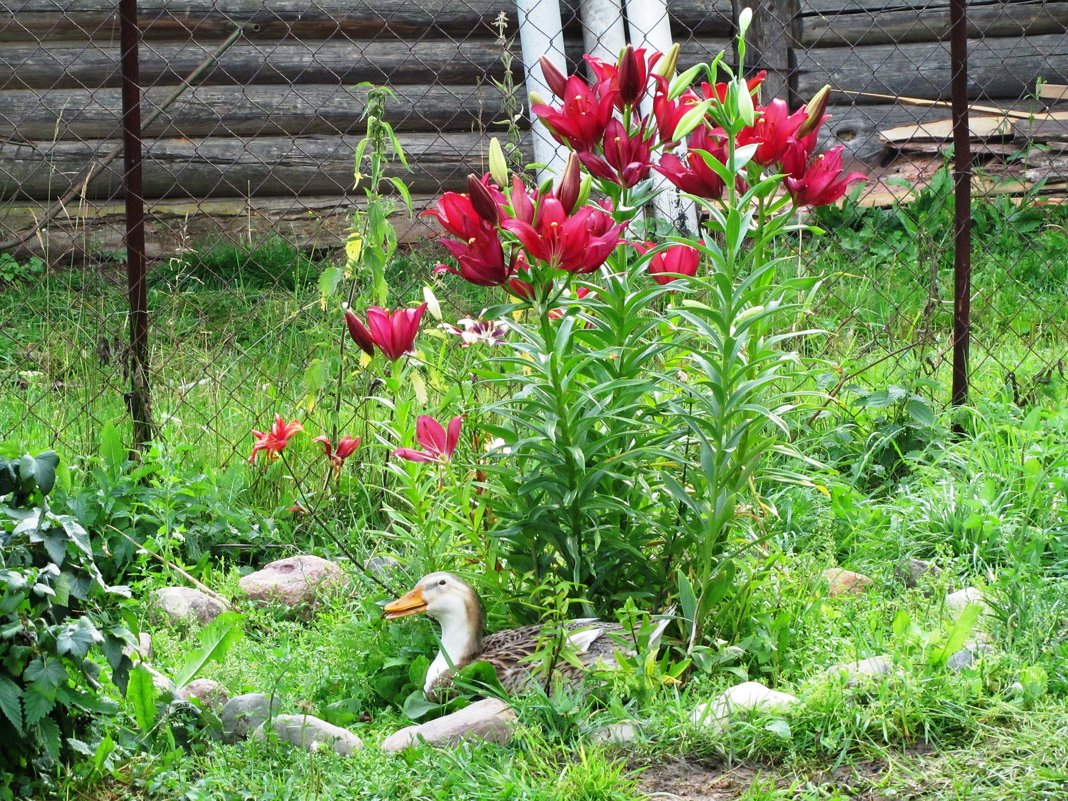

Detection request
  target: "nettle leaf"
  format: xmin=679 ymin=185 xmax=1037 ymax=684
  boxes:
xmin=59 ymin=515 xmax=92 ymax=556
xmin=0 ymin=674 xmax=23 ymax=733
xmin=24 ymin=656 xmax=67 ymax=694
xmin=36 ymin=717 xmax=61 ymax=760
xmin=32 ymin=451 xmax=59 ymax=496
xmin=22 ymin=685 xmax=55 ymax=728
xmin=56 ymin=617 xmax=103 ymax=659
xmin=41 ymin=527 xmax=68 ymax=566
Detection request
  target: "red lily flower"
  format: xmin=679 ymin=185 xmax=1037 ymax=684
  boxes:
xmin=502 ymin=195 xmax=625 ymax=274
xmin=531 ymin=74 xmax=617 ymax=152
xmin=366 ymin=304 xmax=427 ymax=360
xmin=393 ymin=415 xmax=463 ymax=463
xmin=585 ymin=46 xmax=661 ymax=110
xmin=654 ymin=125 xmax=731 ymax=200
xmin=579 ymin=118 xmax=654 ymax=187
xmin=737 ymin=98 xmax=810 ymax=168
xmin=701 ymin=71 xmax=766 ymax=104
xmin=652 ymin=75 xmax=701 ymax=146
xmin=435 ymin=234 xmax=510 ymax=286
xmin=645 ymin=243 xmax=701 ymax=285
xmin=345 ymin=309 xmax=376 ymax=357
xmin=506 ymin=252 xmax=537 ymax=300
xmin=313 ymin=434 xmax=360 ymax=470
xmin=249 ymin=414 xmax=303 ymax=463
xmin=784 ymin=145 xmax=866 ymax=207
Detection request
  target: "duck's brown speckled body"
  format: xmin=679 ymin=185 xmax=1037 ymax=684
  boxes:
xmin=384 ymin=572 xmax=644 ymax=699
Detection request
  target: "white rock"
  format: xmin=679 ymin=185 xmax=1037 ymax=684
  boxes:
xmin=827 ymin=655 xmax=892 ymax=686
xmin=946 ymin=587 xmax=986 ymax=614
xmin=691 ymin=681 xmax=799 ymax=727
xmin=822 ymin=568 xmax=872 ymax=597
xmin=145 ymin=665 xmax=175 ymax=699
xmin=591 ymin=722 xmax=639 ymax=744
xmin=255 ymin=714 xmax=363 ymax=755
xmin=221 ymin=693 xmax=281 ymax=743
xmin=238 ymin=555 xmax=344 ymax=607
xmin=151 ymin=587 xmax=227 ymax=626
xmin=380 ymin=698 xmax=515 ymax=752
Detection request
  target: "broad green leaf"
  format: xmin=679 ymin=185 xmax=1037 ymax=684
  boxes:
xmin=126 ymin=665 xmax=158 ymax=731
xmin=174 ymin=611 xmax=244 ymax=688
xmin=22 ymin=685 xmax=55 ymax=727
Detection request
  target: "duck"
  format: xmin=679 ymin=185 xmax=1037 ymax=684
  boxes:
xmin=383 ymin=571 xmax=671 ymax=699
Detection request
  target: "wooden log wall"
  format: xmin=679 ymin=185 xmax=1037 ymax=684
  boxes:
xmin=0 ymin=0 xmax=1065 ymax=258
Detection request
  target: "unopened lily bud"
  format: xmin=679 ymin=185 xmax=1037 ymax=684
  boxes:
xmin=734 ymin=78 xmax=755 ymax=126
xmin=652 ymin=43 xmax=680 ymax=80
xmin=575 ymin=173 xmax=593 ymax=211
xmin=557 ymin=153 xmax=581 ymax=213
xmin=617 ymin=45 xmax=641 ymax=106
xmin=796 ymin=84 xmax=831 ymax=139
xmin=737 ymin=7 xmax=753 ymax=39
xmin=467 ymin=174 xmax=499 ymax=224
xmin=528 ymin=90 xmax=548 ymax=109
xmin=488 ymin=138 xmax=509 ymax=186
xmin=539 ymin=56 xmax=568 ymax=100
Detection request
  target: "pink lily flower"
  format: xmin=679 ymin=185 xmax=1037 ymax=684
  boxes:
xmin=393 ymin=415 xmax=463 ymax=463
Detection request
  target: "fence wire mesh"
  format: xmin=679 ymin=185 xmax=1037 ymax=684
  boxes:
xmin=1 ymin=0 xmax=1066 ymax=464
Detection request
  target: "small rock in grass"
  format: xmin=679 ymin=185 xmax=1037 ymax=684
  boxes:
xmin=151 ymin=587 xmax=227 ymax=626
xmin=238 ymin=555 xmax=344 ymax=608
xmin=221 ymin=693 xmax=281 ymax=743
xmin=690 ymin=681 xmax=799 ymax=728
xmin=827 ymin=655 xmax=893 ymax=686
xmin=823 ymin=568 xmax=872 ymax=597
xmin=145 ymin=665 xmax=176 ymax=700
xmin=254 ymin=714 xmax=363 ymax=755
xmin=381 ymin=698 xmax=515 ymax=752
xmin=365 ymin=555 xmax=401 ymax=577
xmin=896 ymin=558 xmax=942 ymax=590
xmin=946 ymin=587 xmax=986 ymax=614
xmin=177 ymin=678 xmax=230 ymax=710
xmin=591 ymin=722 xmax=640 ymax=745
xmin=122 ymin=632 xmax=154 ymax=662
xmin=947 ymin=642 xmax=993 ymax=672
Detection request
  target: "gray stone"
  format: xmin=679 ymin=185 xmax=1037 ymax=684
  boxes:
xmin=238 ymin=555 xmax=344 ymax=607
xmin=145 ymin=665 xmax=175 ymax=700
xmin=947 ymin=642 xmax=993 ymax=672
xmin=365 ymin=555 xmax=401 ymax=577
xmin=827 ymin=655 xmax=893 ymax=686
xmin=177 ymin=678 xmax=230 ymax=710
xmin=946 ymin=587 xmax=986 ymax=614
xmin=381 ymin=698 xmax=515 ymax=752
xmin=254 ymin=714 xmax=363 ymax=755
xmin=691 ymin=681 xmax=799 ymax=728
xmin=123 ymin=632 xmax=154 ymax=662
xmin=823 ymin=568 xmax=872 ymax=597
xmin=221 ymin=692 xmax=281 ymax=743
xmin=151 ymin=587 xmax=227 ymax=626
xmin=896 ymin=558 xmax=942 ymax=590
xmin=591 ymin=722 xmax=639 ymax=745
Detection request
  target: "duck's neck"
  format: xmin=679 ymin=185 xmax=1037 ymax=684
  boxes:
xmin=424 ymin=593 xmax=484 ymax=696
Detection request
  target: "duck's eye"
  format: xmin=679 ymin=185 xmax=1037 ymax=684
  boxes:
xmin=438 ymin=579 xmax=447 ymax=586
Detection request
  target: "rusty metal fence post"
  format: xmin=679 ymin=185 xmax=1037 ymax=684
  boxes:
xmin=119 ymin=0 xmax=153 ymax=450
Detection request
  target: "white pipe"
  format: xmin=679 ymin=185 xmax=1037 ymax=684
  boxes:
xmin=516 ymin=0 xmax=569 ymax=180
xmin=578 ymin=0 xmax=627 ymax=64
xmin=623 ymin=0 xmax=699 ymax=235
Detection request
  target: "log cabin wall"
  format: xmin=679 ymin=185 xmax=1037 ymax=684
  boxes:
xmin=0 ymin=0 xmax=1065 ymax=260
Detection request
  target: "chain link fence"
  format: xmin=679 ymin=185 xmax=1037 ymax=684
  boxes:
xmin=1 ymin=0 xmax=1066 ymax=462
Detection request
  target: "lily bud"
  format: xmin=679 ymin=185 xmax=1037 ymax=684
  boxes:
xmin=617 ymin=45 xmax=641 ymax=106
xmin=557 ymin=152 xmax=582 ymax=214
xmin=796 ymin=84 xmax=831 ymax=139
xmin=652 ymin=43 xmax=680 ymax=80
xmin=344 ymin=310 xmax=375 ymax=357
xmin=575 ymin=173 xmax=593 ymax=211
xmin=528 ymin=90 xmax=548 ymax=109
xmin=488 ymin=138 xmax=509 ymax=187
xmin=734 ymin=78 xmax=755 ymax=126
xmin=539 ymin=56 xmax=568 ymax=100
xmin=467 ymin=174 xmax=499 ymax=224
xmin=737 ymin=6 xmax=753 ymax=39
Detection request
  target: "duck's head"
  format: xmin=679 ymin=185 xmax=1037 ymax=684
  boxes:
xmin=383 ymin=571 xmax=484 ymax=633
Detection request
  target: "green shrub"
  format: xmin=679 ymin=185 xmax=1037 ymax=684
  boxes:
xmin=0 ymin=449 xmax=135 ymax=798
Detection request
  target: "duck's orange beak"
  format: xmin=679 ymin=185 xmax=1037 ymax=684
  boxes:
xmin=383 ymin=586 xmax=427 ymax=620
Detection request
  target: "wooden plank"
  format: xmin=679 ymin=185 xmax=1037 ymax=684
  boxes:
xmin=0 ymin=38 xmax=520 ymax=91
xmin=801 ymin=0 xmax=1068 ymax=47
xmin=1018 ymin=118 xmax=1068 ymax=142
xmin=0 ymin=195 xmax=444 ymax=262
xmin=816 ymin=102 xmax=979 ymax=162
xmin=1038 ymin=83 xmax=1068 ymax=101
xmin=881 ymin=111 xmax=1068 ymax=144
xmin=796 ymin=34 xmax=1068 ymax=104
xmin=0 ymin=84 xmax=521 ymax=140
xmin=0 ymin=132 xmax=523 ymax=200
xmin=0 ymin=0 xmax=735 ymax=42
